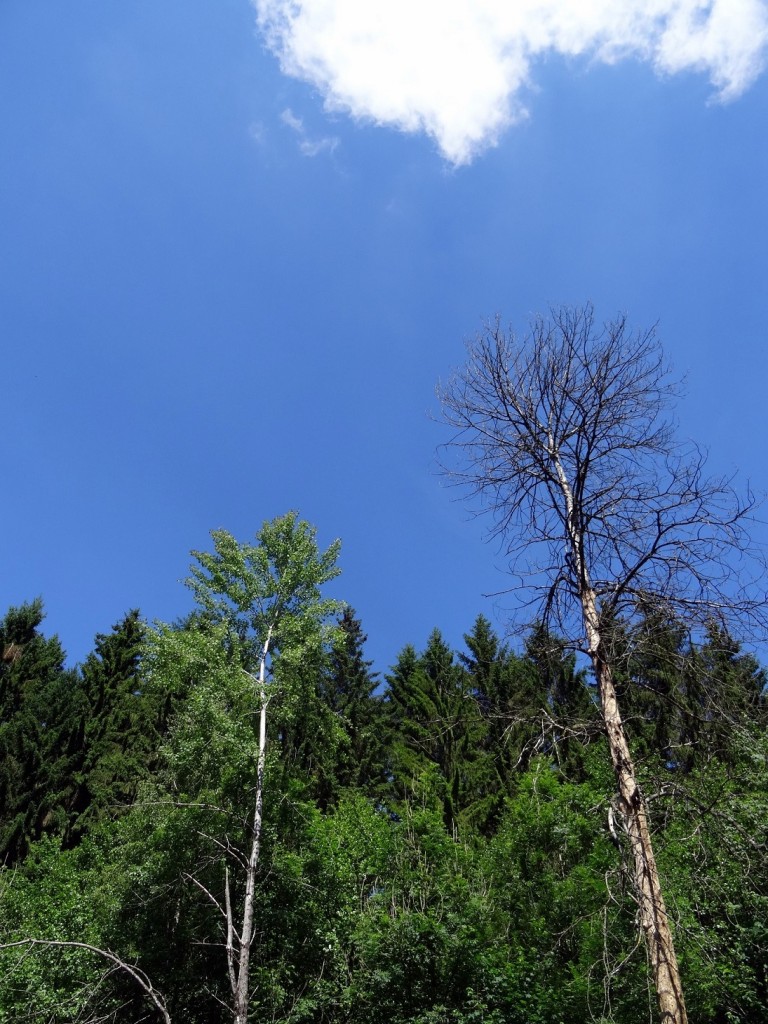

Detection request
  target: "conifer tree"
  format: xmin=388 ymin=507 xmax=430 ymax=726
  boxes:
xmin=73 ymin=610 xmax=154 ymax=836
xmin=0 ymin=600 xmax=82 ymax=863
xmin=322 ymin=607 xmax=386 ymax=799
xmin=691 ymin=622 xmax=767 ymax=766
xmin=460 ymin=615 xmax=541 ymax=808
xmin=386 ymin=630 xmax=490 ymax=831
xmin=615 ymin=603 xmax=695 ymax=770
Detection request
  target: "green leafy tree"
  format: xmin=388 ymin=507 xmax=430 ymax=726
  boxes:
xmin=0 ymin=827 xmax=172 ymax=1024
xmin=484 ymin=753 xmax=646 ymax=1024
xmin=652 ymin=727 xmax=768 ymax=1022
xmin=149 ymin=511 xmax=342 ymax=1024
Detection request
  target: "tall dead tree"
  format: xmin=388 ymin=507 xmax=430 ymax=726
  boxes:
xmin=439 ymin=304 xmax=764 ymax=1024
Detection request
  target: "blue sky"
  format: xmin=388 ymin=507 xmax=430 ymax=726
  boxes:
xmin=2 ymin=1 xmax=767 ymax=674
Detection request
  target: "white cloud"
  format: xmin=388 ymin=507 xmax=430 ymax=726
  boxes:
xmin=248 ymin=120 xmax=267 ymax=144
xmin=280 ymin=108 xmax=304 ymax=133
xmin=254 ymin=0 xmax=768 ymax=164
xmin=281 ymin=106 xmax=340 ymax=156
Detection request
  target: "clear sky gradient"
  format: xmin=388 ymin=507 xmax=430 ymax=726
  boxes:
xmin=2 ymin=1 xmax=767 ymax=673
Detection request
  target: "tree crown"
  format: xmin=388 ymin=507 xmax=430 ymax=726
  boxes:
xmin=440 ymin=304 xmax=765 ymax=647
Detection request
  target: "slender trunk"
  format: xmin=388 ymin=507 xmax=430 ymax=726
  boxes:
xmin=583 ymin=590 xmax=687 ymax=1024
xmin=233 ymin=629 xmax=272 ymax=1024
xmin=550 ymin=449 xmax=687 ymax=1023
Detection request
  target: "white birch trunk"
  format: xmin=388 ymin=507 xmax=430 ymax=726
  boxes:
xmin=232 ymin=628 xmax=272 ymax=1024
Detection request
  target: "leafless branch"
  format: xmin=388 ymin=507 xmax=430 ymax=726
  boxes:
xmin=0 ymin=939 xmax=171 ymax=1024
xmin=439 ymin=304 xmax=767 ymax=646
xmin=224 ymin=865 xmax=237 ymax=997
xmin=437 ymin=302 xmax=766 ymax=1024
xmin=182 ymin=872 xmax=231 ymax=926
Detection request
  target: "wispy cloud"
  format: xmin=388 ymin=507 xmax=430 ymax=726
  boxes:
xmin=248 ymin=120 xmax=267 ymax=145
xmin=255 ymin=0 xmax=768 ymax=164
xmin=280 ymin=106 xmax=339 ymax=156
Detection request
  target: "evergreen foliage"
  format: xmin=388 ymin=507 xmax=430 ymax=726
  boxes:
xmin=1 ymin=526 xmax=767 ymax=1023
xmin=73 ymin=610 xmax=155 ymax=836
xmin=0 ymin=601 xmax=83 ymax=862
xmin=0 ymin=604 xmax=160 ymax=864
xmin=321 ymin=607 xmax=387 ymax=801
xmin=385 ymin=629 xmax=490 ymax=832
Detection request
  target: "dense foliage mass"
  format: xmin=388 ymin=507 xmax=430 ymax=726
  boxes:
xmin=1 ymin=516 xmax=766 ymax=1023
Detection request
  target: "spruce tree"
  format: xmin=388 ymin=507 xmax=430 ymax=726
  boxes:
xmin=0 ymin=600 xmax=83 ymax=863
xmin=385 ymin=630 xmax=489 ymax=831
xmin=692 ymin=622 xmax=767 ymax=766
xmin=462 ymin=616 xmax=545 ymax=786
xmin=322 ymin=607 xmax=386 ymax=799
xmin=73 ymin=610 xmax=154 ymax=837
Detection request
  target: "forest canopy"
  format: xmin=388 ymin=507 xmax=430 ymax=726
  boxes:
xmin=0 ymin=508 xmax=766 ymax=1023
xmin=2 ymin=316 xmax=767 ymax=1024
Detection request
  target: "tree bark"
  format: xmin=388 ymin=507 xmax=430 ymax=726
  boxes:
xmin=233 ymin=628 xmax=272 ymax=1024
xmin=553 ymin=447 xmax=687 ymax=1024
xmin=583 ymin=590 xmax=687 ymax=1024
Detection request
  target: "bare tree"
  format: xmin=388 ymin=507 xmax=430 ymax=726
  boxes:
xmin=439 ymin=304 xmax=765 ymax=1024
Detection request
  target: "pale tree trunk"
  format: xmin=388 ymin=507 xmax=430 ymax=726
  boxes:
xmin=583 ymin=591 xmax=688 ymax=1024
xmin=552 ymin=451 xmax=687 ymax=1024
xmin=231 ymin=628 xmax=272 ymax=1024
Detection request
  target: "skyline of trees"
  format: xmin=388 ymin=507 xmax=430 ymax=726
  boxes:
xmin=1 ymin=518 xmax=766 ymax=1023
